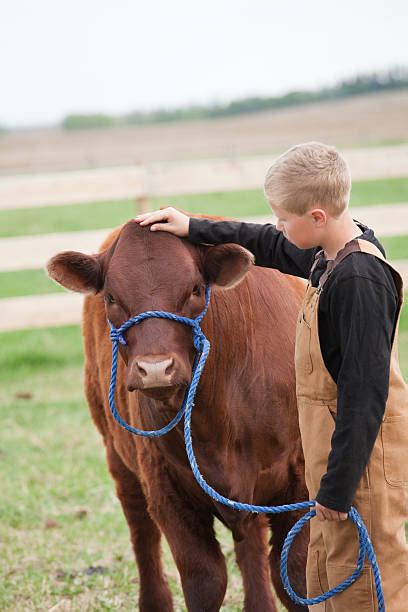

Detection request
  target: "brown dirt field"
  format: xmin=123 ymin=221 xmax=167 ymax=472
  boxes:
xmin=1 ymin=90 xmax=407 ymax=176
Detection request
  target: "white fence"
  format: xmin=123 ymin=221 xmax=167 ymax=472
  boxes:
xmin=2 ymin=145 xmax=408 ymax=210
xmin=1 ymin=145 xmax=408 ymax=331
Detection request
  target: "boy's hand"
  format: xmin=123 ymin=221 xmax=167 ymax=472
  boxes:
xmin=134 ymin=207 xmax=190 ymax=237
xmin=315 ymin=502 xmax=348 ymax=522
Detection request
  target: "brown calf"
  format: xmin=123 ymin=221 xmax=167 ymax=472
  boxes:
xmin=47 ymin=219 xmax=308 ymax=611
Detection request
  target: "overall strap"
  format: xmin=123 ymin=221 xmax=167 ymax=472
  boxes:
xmin=356 ymin=239 xmax=404 ymax=302
xmin=318 ymin=238 xmax=404 ymax=347
xmin=318 ymin=238 xmax=398 ymax=290
xmin=318 ymin=240 xmax=360 ymax=289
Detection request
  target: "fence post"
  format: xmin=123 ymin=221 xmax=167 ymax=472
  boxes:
xmin=135 ymin=163 xmax=150 ymax=215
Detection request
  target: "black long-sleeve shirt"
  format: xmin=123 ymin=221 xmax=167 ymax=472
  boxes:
xmin=189 ymin=217 xmax=399 ymax=512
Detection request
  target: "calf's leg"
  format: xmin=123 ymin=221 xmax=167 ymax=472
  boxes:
xmin=106 ymin=439 xmax=173 ymax=612
xmin=149 ymin=478 xmax=228 ymax=611
xmin=233 ymin=515 xmax=278 ymax=611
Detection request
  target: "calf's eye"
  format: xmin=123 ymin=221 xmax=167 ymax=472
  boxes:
xmin=192 ymin=284 xmax=201 ymax=296
xmin=105 ymin=293 xmax=116 ymax=304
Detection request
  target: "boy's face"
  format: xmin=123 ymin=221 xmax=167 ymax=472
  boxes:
xmin=269 ymin=202 xmax=325 ymax=250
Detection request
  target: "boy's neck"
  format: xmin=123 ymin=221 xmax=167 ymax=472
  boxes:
xmin=320 ymin=211 xmax=363 ymax=261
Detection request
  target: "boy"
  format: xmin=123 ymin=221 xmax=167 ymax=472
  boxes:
xmin=135 ymin=142 xmax=408 ymax=610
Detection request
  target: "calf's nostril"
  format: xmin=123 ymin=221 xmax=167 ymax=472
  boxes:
xmin=136 ymin=363 xmax=148 ymax=377
xmin=165 ymin=358 xmax=174 ymax=375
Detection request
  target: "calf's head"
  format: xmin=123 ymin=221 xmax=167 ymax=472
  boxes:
xmin=47 ymin=221 xmax=253 ymax=402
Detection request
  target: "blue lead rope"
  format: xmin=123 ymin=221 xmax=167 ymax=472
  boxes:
xmin=107 ymin=284 xmax=385 ymax=610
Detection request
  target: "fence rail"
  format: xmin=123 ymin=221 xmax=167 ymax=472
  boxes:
xmin=2 ymin=203 xmax=408 ymax=273
xmin=1 ymin=146 xmax=408 ymax=331
xmin=1 ymin=145 xmax=408 ymax=210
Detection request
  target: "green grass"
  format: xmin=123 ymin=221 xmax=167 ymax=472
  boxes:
xmin=1 ymin=320 xmax=407 ymax=610
xmin=0 ymin=332 xmax=231 ymax=610
xmin=349 ymin=176 xmax=408 ymax=207
xmin=400 ymin=298 xmax=408 ymax=333
xmin=0 ymin=326 xmax=245 ymax=611
xmin=381 ymin=235 xmax=408 ymax=260
xmin=0 ymin=191 xmax=267 ymax=239
xmin=400 ymin=331 xmax=408 ymax=373
xmin=1 ymin=234 xmax=407 ymax=300
xmin=0 ymin=269 xmax=66 ymax=298
xmin=0 ymin=177 xmax=407 ymax=239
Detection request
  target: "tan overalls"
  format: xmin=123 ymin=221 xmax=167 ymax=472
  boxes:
xmin=295 ymin=238 xmax=408 ymax=611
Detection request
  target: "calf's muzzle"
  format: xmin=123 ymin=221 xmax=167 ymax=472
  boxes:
xmin=128 ymin=355 xmax=175 ymax=390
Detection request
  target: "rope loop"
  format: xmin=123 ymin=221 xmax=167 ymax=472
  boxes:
xmin=279 ymin=506 xmax=384 ymax=607
xmin=106 ymin=282 xmax=385 ymax=610
xmin=193 ymin=323 xmax=206 ymax=352
xmin=108 ymin=323 xmax=127 ymax=345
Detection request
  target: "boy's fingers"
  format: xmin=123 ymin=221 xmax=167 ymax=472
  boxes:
xmin=150 ymin=223 xmax=172 ymax=232
xmin=139 ymin=211 xmax=169 ymax=226
xmin=316 ymin=507 xmax=328 ymax=521
xmin=316 ymin=502 xmax=347 ymax=522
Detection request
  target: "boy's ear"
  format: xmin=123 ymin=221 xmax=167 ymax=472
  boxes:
xmin=310 ymin=208 xmax=327 ymax=226
xmin=46 ymin=251 xmax=103 ymax=294
xmin=201 ymin=244 xmax=254 ymax=289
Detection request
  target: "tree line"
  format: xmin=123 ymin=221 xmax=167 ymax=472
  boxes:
xmin=62 ymin=68 xmax=408 ymax=130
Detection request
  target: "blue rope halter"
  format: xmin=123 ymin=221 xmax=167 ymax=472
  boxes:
xmin=107 ymin=283 xmax=385 ymax=610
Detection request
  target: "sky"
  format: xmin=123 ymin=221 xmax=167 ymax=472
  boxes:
xmin=1 ymin=0 xmax=407 ymax=127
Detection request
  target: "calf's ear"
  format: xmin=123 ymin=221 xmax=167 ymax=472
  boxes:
xmin=202 ymin=244 xmax=254 ymax=289
xmin=46 ymin=251 xmax=103 ymax=294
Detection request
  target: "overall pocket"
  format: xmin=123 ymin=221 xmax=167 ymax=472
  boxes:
xmin=295 ymin=312 xmax=313 ymax=375
xmin=381 ymin=415 xmax=408 ymax=486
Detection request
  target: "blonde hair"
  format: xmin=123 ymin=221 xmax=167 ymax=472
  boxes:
xmin=264 ymin=142 xmax=351 ymax=217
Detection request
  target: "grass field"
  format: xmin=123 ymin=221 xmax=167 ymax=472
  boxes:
xmin=1 ymin=176 xmax=408 ymax=239
xmin=0 ymin=325 xmax=260 ymax=611
xmin=1 ymin=301 xmax=408 ymax=610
